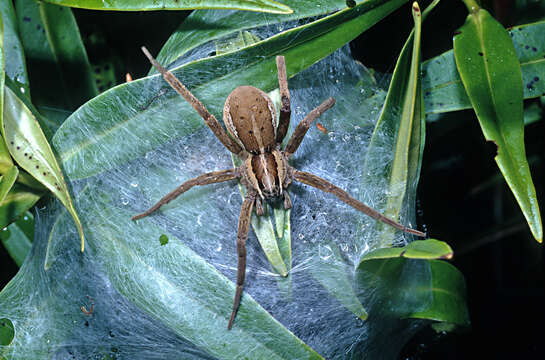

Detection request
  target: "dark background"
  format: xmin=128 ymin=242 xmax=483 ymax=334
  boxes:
xmin=1 ymin=1 xmax=544 ymax=359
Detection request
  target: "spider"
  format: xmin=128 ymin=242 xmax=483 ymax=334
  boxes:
xmin=134 ymin=47 xmax=426 ymax=330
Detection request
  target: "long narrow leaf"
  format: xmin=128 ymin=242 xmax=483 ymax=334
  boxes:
xmin=49 ymin=189 xmax=323 ymax=359
xmin=0 ymin=0 xmax=29 ymax=94
xmin=153 ymin=0 xmax=351 ymax=73
xmin=15 ymin=0 xmax=98 ymax=128
xmin=0 ymin=184 xmax=41 ymax=229
xmin=0 ymin=212 xmax=33 ymax=267
xmin=2 ymin=84 xmax=85 ymax=250
xmin=453 ymin=6 xmax=542 ymax=242
xmin=360 ymin=1 xmax=438 ymax=246
xmin=42 ymin=0 xmax=293 ymax=13
xmin=0 ymin=166 xmax=19 ymax=203
xmin=423 ymin=20 xmax=545 ymax=114
xmin=54 ymin=0 xmax=409 ymax=180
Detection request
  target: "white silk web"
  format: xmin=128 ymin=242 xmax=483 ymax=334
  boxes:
xmin=0 ymin=16 xmax=428 ymax=359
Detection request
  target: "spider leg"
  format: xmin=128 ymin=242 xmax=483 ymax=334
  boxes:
xmin=284 ymin=98 xmax=335 ymax=158
xmin=132 ymin=168 xmax=240 ymax=220
xmin=292 ymin=170 xmax=426 ymax=237
xmin=275 ymin=56 xmax=291 ymax=145
xmin=141 ymin=47 xmax=243 ymax=155
xmin=228 ymin=190 xmax=256 ymax=330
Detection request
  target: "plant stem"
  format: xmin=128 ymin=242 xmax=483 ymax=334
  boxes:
xmin=461 ymin=0 xmax=480 ymax=13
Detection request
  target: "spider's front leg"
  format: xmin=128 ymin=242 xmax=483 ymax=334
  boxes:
xmin=141 ymin=47 xmax=244 ymax=156
xmin=275 ymin=56 xmax=291 ymax=145
xmin=284 ymin=97 xmax=336 ymax=158
xmin=228 ymin=190 xmax=256 ymax=330
xmin=132 ymin=168 xmax=240 ymax=220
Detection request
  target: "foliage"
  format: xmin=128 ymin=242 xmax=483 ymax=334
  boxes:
xmin=0 ymin=0 xmax=542 ymax=358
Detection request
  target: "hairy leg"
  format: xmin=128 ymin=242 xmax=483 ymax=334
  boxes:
xmin=284 ymin=98 xmax=335 ymax=158
xmin=292 ymin=170 xmax=426 ymax=237
xmin=132 ymin=168 xmax=240 ymax=220
xmin=228 ymin=190 xmax=256 ymax=330
xmin=275 ymin=56 xmax=291 ymax=144
xmin=141 ymin=47 xmax=243 ymax=155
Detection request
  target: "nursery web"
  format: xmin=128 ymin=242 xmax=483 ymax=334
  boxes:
xmin=0 ymin=18 xmax=429 ymax=360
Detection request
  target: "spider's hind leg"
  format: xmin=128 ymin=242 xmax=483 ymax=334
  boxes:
xmin=228 ymin=190 xmax=256 ymax=330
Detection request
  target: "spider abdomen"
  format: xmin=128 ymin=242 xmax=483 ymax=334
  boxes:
xmin=223 ymin=86 xmax=277 ymax=154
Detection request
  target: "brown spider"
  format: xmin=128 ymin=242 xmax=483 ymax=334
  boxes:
xmin=134 ymin=47 xmax=426 ymax=330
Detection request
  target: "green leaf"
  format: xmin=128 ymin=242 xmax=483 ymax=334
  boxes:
xmin=0 ymin=0 xmax=29 ymax=94
xmin=402 ymin=238 xmax=453 ymax=259
xmin=453 ymin=7 xmax=542 ymax=242
xmin=0 ymin=211 xmax=33 ymax=267
xmin=245 ymin=195 xmax=289 ymax=276
xmin=41 ymin=0 xmax=293 ymax=13
xmin=0 ymin=138 xmax=14 ymax=175
xmin=359 ymin=239 xmax=453 ymax=261
xmin=0 ymin=183 xmax=41 ymax=229
xmin=0 ymin=4 xmax=463 ymax=357
xmin=153 ymin=0 xmax=352 ymax=73
xmin=360 ymin=1 xmax=438 ymax=246
xmin=159 ymin=233 xmax=169 ymax=245
xmin=0 ymin=8 xmax=5 ymax=171
xmin=0 ymin=166 xmax=18 ymax=203
xmin=0 ymin=318 xmax=14 ymax=346
xmin=2 ymin=84 xmax=85 ymax=250
xmin=15 ymin=0 xmax=98 ymax=129
xmin=423 ymin=20 xmax=545 ymax=114
xmin=357 ymin=240 xmax=469 ymax=328
xmin=309 ymin=243 xmax=368 ymax=320
xmin=54 ymin=0 xmax=410 ymax=180
xmin=51 ymin=190 xmax=323 ymax=359
xmin=409 ymin=260 xmax=469 ymax=325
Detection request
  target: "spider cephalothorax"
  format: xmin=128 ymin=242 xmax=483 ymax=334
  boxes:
xmin=134 ymin=47 xmax=426 ymax=330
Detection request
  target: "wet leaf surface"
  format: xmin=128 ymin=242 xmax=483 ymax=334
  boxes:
xmin=453 ymin=7 xmax=542 ymax=242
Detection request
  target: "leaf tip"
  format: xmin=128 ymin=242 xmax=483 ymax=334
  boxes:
xmin=412 ymin=2 xmax=421 ymax=14
xmin=79 ymin=227 xmax=85 ymax=252
xmin=533 ymin=228 xmax=542 ymax=243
